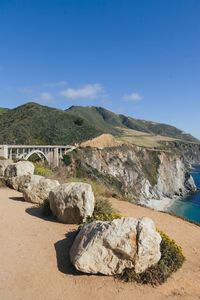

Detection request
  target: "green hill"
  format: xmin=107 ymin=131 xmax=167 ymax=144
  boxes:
xmin=0 ymin=108 xmax=9 ymax=117
xmin=0 ymin=103 xmax=102 ymax=144
xmin=67 ymin=106 xmax=198 ymax=143
xmin=0 ymin=102 xmax=198 ymax=145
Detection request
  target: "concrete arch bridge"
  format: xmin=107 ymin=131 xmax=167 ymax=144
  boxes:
xmin=0 ymin=145 xmax=76 ymax=167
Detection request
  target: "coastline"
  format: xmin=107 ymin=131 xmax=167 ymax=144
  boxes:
xmin=140 ymin=197 xmax=177 ymax=212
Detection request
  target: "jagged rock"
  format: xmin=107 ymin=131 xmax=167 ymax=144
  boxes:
xmin=184 ymin=172 xmax=196 ymax=192
xmin=7 ymin=174 xmax=44 ymax=192
xmin=70 ymin=217 xmax=161 ymax=275
xmin=0 ymin=159 xmax=13 ymax=176
xmin=49 ymin=182 xmax=95 ymax=224
xmin=135 ymin=217 xmax=162 ymax=273
xmin=155 ymin=154 xmax=197 ymax=199
xmin=23 ymin=178 xmax=60 ymax=204
xmin=4 ymin=161 xmax=34 ymax=177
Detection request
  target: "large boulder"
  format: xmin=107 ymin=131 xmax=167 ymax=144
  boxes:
xmin=7 ymin=174 xmax=44 ymax=192
xmin=49 ymin=182 xmax=95 ymax=224
xmin=5 ymin=161 xmax=34 ymax=177
xmin=70 ymin=217 xmax=161 ymax=275
xmin=23 ymin=178 xmax=60 ymax=204
xmin=0 ymin=159 xmax=13 ymax=176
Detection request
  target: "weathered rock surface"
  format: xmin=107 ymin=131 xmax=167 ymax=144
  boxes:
xmin=49 ymin=182 xmax=95 ymax=224
xmin=0 ymin=177 xmax=7 ymax=187
xmin=70 ymin=217 xmax=161 ymax=275
xmin=7 ymin=174 xmax=44 ymax=192
xmin=5 ymin=161 xmax=34 ymax=177
xmin=154 ymin=153 xmax=196 ymax=199
xmin=23 ymin=178 xmax=60 ymax=204
xmin=0 ymin=159 xmax=13 ymax=176
xmin=184 ymin=172 xmax=196 ymax=192
xmin=135 ymin=218 xmax=162 ymax=273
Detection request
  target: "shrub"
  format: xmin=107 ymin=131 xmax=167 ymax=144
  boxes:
xmin=27 ymin=153 xmax=41 ymax=163
xmin=62 ymin=154 xmax=72 ymax=166
xmin=85 ymin=197 xmax=122 ymax=223
xmin=74 ymin=118 xmax=84 ymax=126
xmin=34 ymin=162 xmax=53 ymax=177
xmin=119 ymin=230 xmax=185 ymax=286
xmin=0 ymin=156 xmax=6 ymax=160
xmin=67 ymin=177 xmax=112 ymax=198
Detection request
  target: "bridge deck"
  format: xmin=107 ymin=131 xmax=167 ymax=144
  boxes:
xmin=0 ymin=145 xmax=72 ymax=148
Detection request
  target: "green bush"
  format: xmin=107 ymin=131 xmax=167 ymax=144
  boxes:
xmin=34 ymin=162 xmax=53 ymax=177
xmin=67 ymin=177 xmax=112 ymax=198
xmin=119 ymin=230 xmax=185 ymax=286
xmin=74 ymin=117 xmax=84 ymax=126
xmin=62 ymin=154 xmax=72 ymax=166
xmin=0 ymin=156 xmax=6 ymax=160
xmin=85 ymin=197 xmax=122 ymax=223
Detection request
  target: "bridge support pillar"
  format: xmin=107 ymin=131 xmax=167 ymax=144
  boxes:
xmin=53 ymin=147 xmax=59 ymax=168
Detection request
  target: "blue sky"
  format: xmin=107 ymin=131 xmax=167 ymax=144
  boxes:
xmin=0 ymin=0 xmax=200 ymax=138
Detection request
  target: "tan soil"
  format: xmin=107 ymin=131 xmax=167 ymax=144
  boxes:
xmin=80 ymin=133 xmax=121 ymax=148
xmin=0 ymin=187 xmax=200 ymax=300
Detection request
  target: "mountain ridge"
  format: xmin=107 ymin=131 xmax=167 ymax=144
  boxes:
xmin=0 ymin=102 xmax=198 ymax=145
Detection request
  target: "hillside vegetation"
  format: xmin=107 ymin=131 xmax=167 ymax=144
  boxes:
xmin=0 ymin=108 xmax=8 ymax=117
xmin=0 ymin=102 xmax=198 ymax=145
xmin=68 ymin=106 xmax=198 ymax=142
xmin=0 ymin=103 xmax=102 ymax=144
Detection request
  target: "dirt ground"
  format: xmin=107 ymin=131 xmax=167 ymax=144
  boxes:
xmin=0 ymin=187 xmax=200 ymax=300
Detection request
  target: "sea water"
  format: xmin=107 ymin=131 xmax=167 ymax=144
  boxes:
xmin=168 ymin=165 xmax=200 ymax=224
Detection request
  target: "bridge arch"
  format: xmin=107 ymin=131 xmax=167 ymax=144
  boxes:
xmin=24 ymin=150 xmax=49 ymax=164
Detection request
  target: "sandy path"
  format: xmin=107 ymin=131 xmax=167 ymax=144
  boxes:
xmin=0 ymin=187 xmax=200 ymax=300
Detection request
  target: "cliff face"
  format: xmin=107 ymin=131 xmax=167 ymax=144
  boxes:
xmin=68 ymin=144 xmax=196 ymax=203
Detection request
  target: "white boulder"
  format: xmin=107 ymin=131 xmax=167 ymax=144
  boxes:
xmin=70 ymin=217 xmax=161 ymax=275
xmin=5 ymin=161 xmax=34 ymax=177
xmin=7 ymin=174 xmax=44 ymax=192
xmin=135 ymin=217 xmax=162 ymax=273
xmin=49 ymin=182 xmax=95 ymax=224
xmin=23 ymin=178 xmax=60 ymax=204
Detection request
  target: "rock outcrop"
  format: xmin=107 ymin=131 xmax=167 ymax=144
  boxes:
xmin=5 ymin=161 xmax=34 ymax=177
xmin=154 ymin=152 xmax=196 ymax=199
xmin=135 ymin=218 xmax=162 ymax=273
xmin=70 ymin=217 xmax=161 ymax=275
xmin=49 ymin=182 xmax=95 ymax=224
xmin=23 ymin=178 xmax=60 ymax=204
xmin=7 ymin=174 xmax=44 ymax=192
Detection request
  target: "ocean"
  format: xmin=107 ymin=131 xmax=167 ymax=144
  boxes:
xmin=168 ymin=164 xmax=200 ymax=224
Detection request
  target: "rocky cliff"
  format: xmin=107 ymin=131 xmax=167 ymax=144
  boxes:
xmin=65 ymin=144 xmax=196 ymax=203
xmin=163 ymin=140 xmax=200 ymax=165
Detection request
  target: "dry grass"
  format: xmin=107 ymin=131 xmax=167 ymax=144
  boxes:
xmin=80 ymin=133 xmax=122 ymax=148
xmin=66 ymin=176 xmax=115 ymax=198
xmin=116 ymin=128 xmax=177 ymax=148
xmin=79 ymin=129 xmax=178 ymax=150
